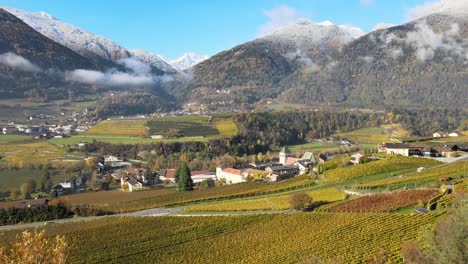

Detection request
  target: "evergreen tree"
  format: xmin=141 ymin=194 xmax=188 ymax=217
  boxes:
xmin=174 ymin=167 xmax=181 ymax=184
xmin=177 ymin=163 xmax=193 ymax=192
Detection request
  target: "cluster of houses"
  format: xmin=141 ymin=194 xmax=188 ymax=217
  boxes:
xmin=215 ymin=147 xmax=326 ymax=184
xmin=379 ymin=143 xmax=468 ymax=158
xmin=432 ymin=132 xmax=460 ymax=138
xmin=1 ymin=109 xmax=94 ymax=138
xmin=1 ymin=123 xmax=92 ymax=138
xmin=113 ymin=147 xmax=329 ymax=191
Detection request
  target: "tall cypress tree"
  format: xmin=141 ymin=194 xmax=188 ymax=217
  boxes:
xmin=177 ymin=163 xmax=193 ymax=192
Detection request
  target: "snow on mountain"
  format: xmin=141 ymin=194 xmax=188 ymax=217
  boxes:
xmin=170 ymin=52 xmax=209 ymax=71
xmin=1 ymin=6 xmax=175 ymax=72
xmin=260 ymin=18 xmax=365 ymax=50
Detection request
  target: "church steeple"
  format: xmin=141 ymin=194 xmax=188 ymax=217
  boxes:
xmin=279 ymin=146 xmax=291 ymax=164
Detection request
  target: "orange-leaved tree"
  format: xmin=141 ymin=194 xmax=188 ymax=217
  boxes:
xmin=0 ymin=229 xmax=68 ymax=264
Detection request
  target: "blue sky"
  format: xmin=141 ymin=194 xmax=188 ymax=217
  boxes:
xmin=0 ymin=0 xmax=433 ymax=60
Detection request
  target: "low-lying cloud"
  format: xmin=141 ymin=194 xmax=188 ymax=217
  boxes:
xmin=404 ymin=22 xmax=466 ymax=61
xmin=258 ymin=5 xmax=297 ymax=37
xmin=0 ymin=52 xmax=41 ymax=72
xmin=406 ymin=0 xmax=468 ymax=20
xmin=65 ymin=56 xmax=165 ymax=86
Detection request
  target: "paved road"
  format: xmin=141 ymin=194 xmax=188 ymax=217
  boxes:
xmin=0 ymin=207 xmax=184 ymax=231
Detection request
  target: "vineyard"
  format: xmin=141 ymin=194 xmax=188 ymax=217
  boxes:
xmin=0 ymin=140 xmax=65 ymax=165
xmin=95 ymin=175 xmax=316 ymax=212
xmin=83 ymin=119 xmax=148 ymax=136
xmin=322 ymin=156 xmax=440 ymax=183
xmin=354 ymin=161 xmax=468 ymax=190
xmin=146 ymin=115 xmax=219 ymax=137
xmin=320 ymin=189 xmax=438 ymax=213
xmin=0 ymin=212 xmax=443 ymax=263
xmin=184 ymin=188 xmax=345 ymax=212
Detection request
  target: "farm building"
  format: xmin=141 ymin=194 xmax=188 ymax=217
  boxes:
xmin=191 ymin=170 xmax=217 ymax=183
xmin=216 ymin=167 xmax=248 ymax=184
xmin=379 ymin=143 xmax=410 ymax=156
xmin=121 ymin=176 xmax=143 ymax=192
xmin=266 ymin=165 xmax=299 ymax=182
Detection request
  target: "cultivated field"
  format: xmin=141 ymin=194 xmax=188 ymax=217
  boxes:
xmin=184 ymin=187 xmax=345 ymax=212
xmin=322 ymin=156 xmax=440 ymax=183
xmin=354 ymin=161 xmax=468 ymax=190
xmin=77 ymin=115 xmax=239 ymax=143
xmin=213 ymin=118 xmax=238 ymax=137
xmin=320 ymin=189 xmax=438 ymax=213
xmin=335 ymin=124 xmax=409 ymax=144
xmin=88 ymin=175 xmax=315 ymax=213
xmin=0 ymin=212 xmax=443 ymax=263
xmin=147 ymin=115 xmax=218 ymax=137
xmin=49 ymin=135 xmax=208 ymax=145
xmin=83 ymin=119 xmax=148 ymax=137
xmin=0 ymin=137 xmax=65 ymax=165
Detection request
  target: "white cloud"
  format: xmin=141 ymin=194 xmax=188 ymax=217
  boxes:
xmin=116 ymin=57 xmax=151 ymax=74
xmin=406 ymin=0 xmax=468 ymax=20
xmin=360 ymin=0 xmax=374 ymax=6
xmin=372 ymin=23 xmax=396 ymax=31
xmin=65 ymin=68 xmax=154 ymax=86
xmin=0 ymin=52 xmax=41 ymax=72
xmin=402 ymin=21 xmax=466 ymax=61
xmin=338 ymin=24 xmax=366 ymax=39
xmin=64 ymin=57 xmax=175 ymax=86
xmin=258 ymin=5 xmax=297 ymax=36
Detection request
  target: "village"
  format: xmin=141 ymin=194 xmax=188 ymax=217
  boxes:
xmin=44 ymin=137 xmax=468 ymax=197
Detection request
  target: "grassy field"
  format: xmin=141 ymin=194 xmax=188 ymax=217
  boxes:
xmin=184 ymin=188 xmax=345 ymax=212
xmin=83 ymin=119 xmax=148 ymax=137
xmin=49 ymin=135 xmax=208 ymax=145
xmin=0 ymin=139 xmax=65 ymax=165
xmin=0 ymin=212 xmax=443 ymax=263
xmin=213 ymin=118 xmax=238 ymax=137
xmin=147 ymin=116 xmax=218 ymax=137
xmin=286 ymin=141 xmax=343 ymax=152
xmin=80 ymin=115 xmax=238 ymax=142
xmin=335 ymin=124 xmax=409 ymax=144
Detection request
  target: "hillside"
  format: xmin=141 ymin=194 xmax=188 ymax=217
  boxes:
xmin=280 ymin=13 xmax=468 ymax=108
xmin=170 ymin=13 xmax=468 ymax=109
xmin=170 ymin=19 xmax=362 ymax=105
xmin=0 ymin=8 xmax=105 ymax=99
xmin=1 ymin=6 xmax=176 ymax=73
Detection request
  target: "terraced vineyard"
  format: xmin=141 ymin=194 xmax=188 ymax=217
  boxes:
xmin=320 ymin=189 xmax=438 ymax=213
xmin=0 ymin=212 xmax=442 ymax=263
xmin=185 ymin=188 xmax=345 ymax=212
xmin=323 ymin=157 xmax=440 ymax=183
xmin=354 ymin=161 xmax=468 ymax=190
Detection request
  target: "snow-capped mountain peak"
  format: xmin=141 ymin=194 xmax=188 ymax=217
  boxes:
xmin=318 ymin=20 xmax=334 ymax=26
xmin=170 ymin=52 xmax=209 ymax=71
xmin=1 ymin=6 xmax=175 ymax=72
xmin=260 ymin=18 xmax=366 ymax=50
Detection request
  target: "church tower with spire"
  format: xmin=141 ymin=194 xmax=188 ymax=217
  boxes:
xmin=279 ymin=146 xmax=291 ymax=165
